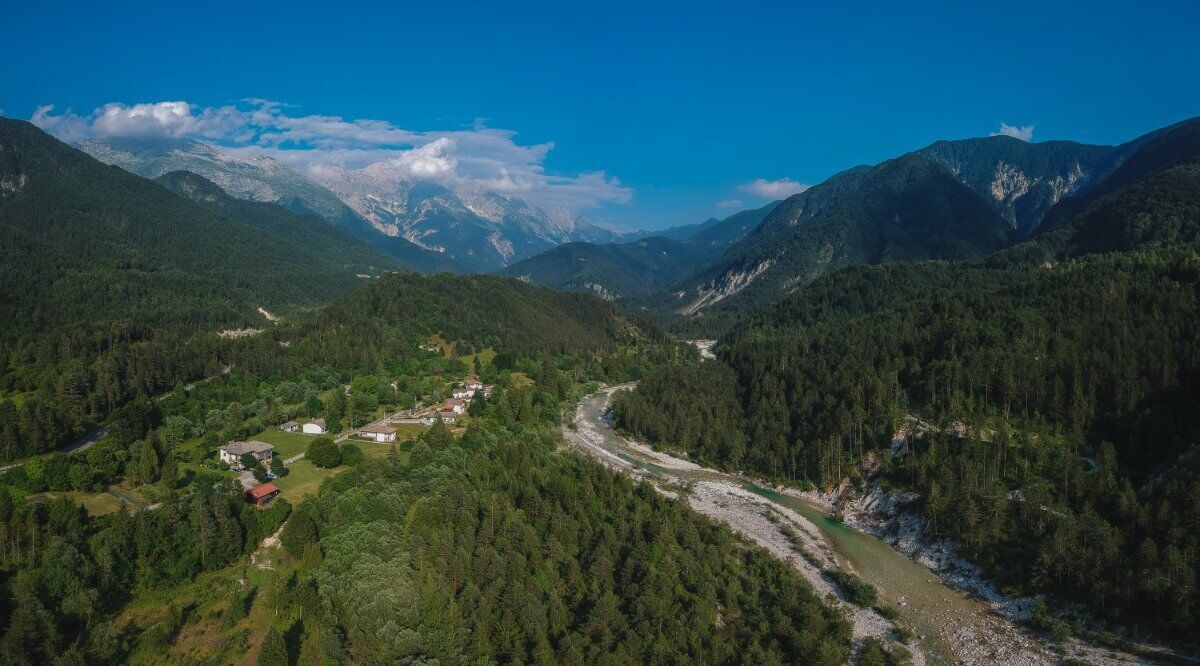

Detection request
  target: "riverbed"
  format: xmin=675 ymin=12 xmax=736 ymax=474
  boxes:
xmin=565 ymin=385 xmax=1148 ymax=665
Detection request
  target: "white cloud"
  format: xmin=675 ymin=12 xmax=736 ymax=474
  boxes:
xmin=716 ymin=199 xmax=743 ymax=209
xmin=739 ymin=178 xmax=809 ymax=199
xmin=31 ymin=100 xmax=631 ymax=212
xmin=991 ymin=122 xmax=1034 ymax=141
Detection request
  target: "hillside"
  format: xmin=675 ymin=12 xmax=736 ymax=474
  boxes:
xmin=0 ymin=119 xmax=385 ymax=340
xmin=78 ymin=136 xmax=462 ymax=273
xmin=155 ymin=170 xmax=402 ymax=277
xmin=654 ymin=153 xmax=1016 ymax=325
xmin=621 ymin=201 xmax=780 ymax=242
xmin=269 ymin=272 xmax=656 ymax=372
xmin=916 ymin=135 xmax=1111 ymax=235
xmin=498 ymin=202 xmax=779 ymax=299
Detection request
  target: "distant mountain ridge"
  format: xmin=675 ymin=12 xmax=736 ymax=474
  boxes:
xmin=77 ymin=136 xmax=619 ymax=273
xmin=498 ymin=202 xmax=779 ymax=299
xmin=309 ymin=162 xmax=618 ymax=272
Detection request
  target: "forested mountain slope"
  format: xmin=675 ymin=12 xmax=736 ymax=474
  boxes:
xmin=247 ymin=272 xmax=658 ymax=380
xmin=0 ymin=119 xmax=384 ymax=339
xmin=654 ymin=154 xmax=1016 ymax=325
xmin=155 ymin=170 xmax=402 ymax=277
xmin=642 ymin=128 xmax=1186 ymax=335
xmin=612 ymin=117 xmax=1200 ymax=647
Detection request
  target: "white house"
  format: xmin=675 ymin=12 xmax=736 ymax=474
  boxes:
xmin=220 ymin=440 xmax=274 ymax=470
xmin=280 ymin=420 xmax=301 ymax=433
xmin=465 ymin=380 xmax=484 ymax=390
xmin=451 ymin=387 xmax=475 ymax=399
xmin=358 ymin=424 xmax=397 ymax=443
xmin=444 ymin=399 xmax=466 ymax=414
xmin=302 ymin=418 xmax=327 ymax=435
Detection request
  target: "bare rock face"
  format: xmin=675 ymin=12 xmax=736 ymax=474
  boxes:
xmin=678 ymin=258 xmax=773 ymax=315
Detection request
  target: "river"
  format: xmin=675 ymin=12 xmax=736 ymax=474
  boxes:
xmin=565 ymin=385 xmax=1146 ymax=665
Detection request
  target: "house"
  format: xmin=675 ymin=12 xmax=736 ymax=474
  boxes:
xmin=246 ymin=483 xmax=280 ymax=507
xmin=438 ymin=410 xmax=459 ymax=423
xmin=220 ymin=440 xmax=274 ymax=470
xmin=452 ymin=388 xmax=475 ymax=400
xmin=302 ymin=419 xmax=327 ymax=435
xmin=280 ymin=420 xmax=301 ymax=433
xmin=444 ymin=399 xmax=466 ymax=414
xmin=465 ymin=380 xmax=484 ymax=390
xmin=358 ymin=423 xmax=397 ymax=443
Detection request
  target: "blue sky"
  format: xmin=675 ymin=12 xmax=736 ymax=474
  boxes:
xmin=5 ymin=0 xmax=1199 ymax=230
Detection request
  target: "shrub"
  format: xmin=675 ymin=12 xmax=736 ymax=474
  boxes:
xmin=307 ymin=438 xmax=342 ymax=468
xmin=830 ymin=570 xmax=877 ymax=607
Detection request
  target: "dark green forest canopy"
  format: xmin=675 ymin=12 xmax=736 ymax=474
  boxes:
xmin=295 ymin=423 xmax=851 ymax=664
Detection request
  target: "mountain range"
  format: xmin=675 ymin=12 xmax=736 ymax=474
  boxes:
xmin=615 ymin=127 xmax=1191 ymax=331
xmin=77 ymin=136 xmax=618 ymax=272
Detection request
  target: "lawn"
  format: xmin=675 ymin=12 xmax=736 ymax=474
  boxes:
xmin=390 ymin=423 xmax=427 ymax=439
xmin=271 ymin=459 xmax=333 ymax=503
xmin=248 ymin=430 xmax=319 ymax=458
xmin=427 ymin=333 xmax=456 ymax=357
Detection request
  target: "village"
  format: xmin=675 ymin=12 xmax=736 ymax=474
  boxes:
xmin=218 ymin=378 xmax=492 ymax=507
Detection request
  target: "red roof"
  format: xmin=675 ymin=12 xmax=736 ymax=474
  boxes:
xmin=247 ymin=483 xmax=280 ymax=499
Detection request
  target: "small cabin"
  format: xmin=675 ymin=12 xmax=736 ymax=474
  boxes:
xmin=280 ymin=420 xmax=301 ymax=433
xmin=246 ymin=483 xmax=280 ymax=507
